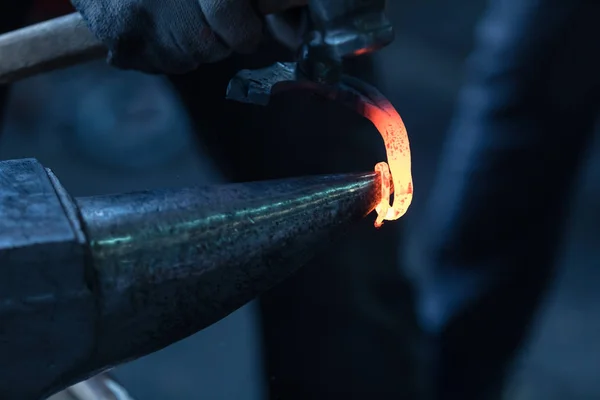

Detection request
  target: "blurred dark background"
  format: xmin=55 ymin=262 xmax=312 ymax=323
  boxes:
xmin=2 ymin=0 xmax=600 ymax=399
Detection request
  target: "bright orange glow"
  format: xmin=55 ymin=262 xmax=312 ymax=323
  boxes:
xmin=365 ymin=99 xmax=413 ymax=228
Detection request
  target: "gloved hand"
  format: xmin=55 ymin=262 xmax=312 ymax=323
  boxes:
xmin=70 ymin=0 xmax=307 ymax=74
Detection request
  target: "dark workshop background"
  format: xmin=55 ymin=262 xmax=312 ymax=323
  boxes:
xmin=2 ymin=1 xmax=599 ymax=399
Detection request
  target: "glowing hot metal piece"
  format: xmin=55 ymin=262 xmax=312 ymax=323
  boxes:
xmin=340 ymin=77 xmax=413 ymax=227
xmin=367 ymin=98 xmax=413 ymax=227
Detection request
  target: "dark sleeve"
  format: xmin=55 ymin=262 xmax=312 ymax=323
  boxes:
xmin=406 ymin=0 xmax=600 ymax=397
xmin=410 ymin=0 xmax=600 ymax=325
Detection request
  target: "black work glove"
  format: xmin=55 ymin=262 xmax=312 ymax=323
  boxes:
xmin=70 ymin=0 xmax=307 ymax=74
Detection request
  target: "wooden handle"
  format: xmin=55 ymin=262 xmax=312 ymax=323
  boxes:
xmin=0 ymin=13 xmax=105 ymax=85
